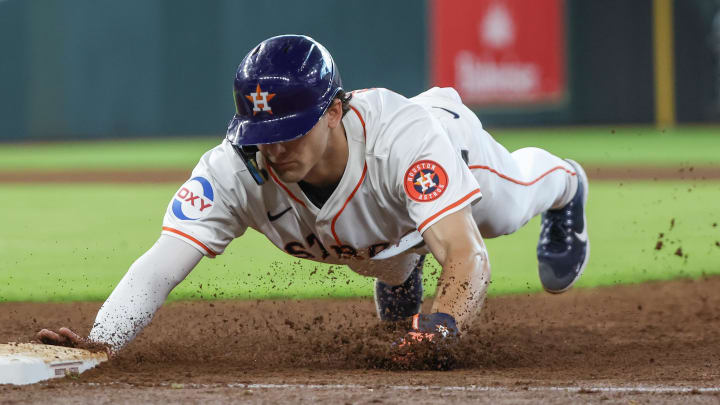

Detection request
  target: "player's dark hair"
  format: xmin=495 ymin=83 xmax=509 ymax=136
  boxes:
xmin=335 ymin=89 xmax=352 ymax=117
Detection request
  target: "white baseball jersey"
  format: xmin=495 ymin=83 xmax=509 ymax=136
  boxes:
xmin=161 ymin=88 xmax=483 ymax=271
xmin=89 ymin=87 xmax=579 ymax=350
xmin=162 ymin=87 xmax=578 ymax=280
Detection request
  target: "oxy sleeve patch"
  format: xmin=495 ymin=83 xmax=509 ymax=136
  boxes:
xmin=171 ymin=176 xmax=215 ymax=220
xmin=403 ymin=160 xmax=449 ymax=202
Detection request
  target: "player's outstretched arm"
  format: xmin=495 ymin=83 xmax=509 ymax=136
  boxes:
xmin=422 ymin=205 xmax=490 ymax=333
xmin=37 ymin=235 xmax=203 ymax=354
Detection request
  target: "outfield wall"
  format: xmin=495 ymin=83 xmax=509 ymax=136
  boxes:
xmin=0 ymin=0 xmax=718 ymax=141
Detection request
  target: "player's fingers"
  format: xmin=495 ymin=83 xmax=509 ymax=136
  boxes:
xmin=36 ymin=329 xmax=67 ymax=345
xmin=397 ymin=331 xmax=433 ymax=348
xmin=56 ymin=327 xmax=115 ymax=358
xmin=57 ymin=327 xmax=83 ymax=345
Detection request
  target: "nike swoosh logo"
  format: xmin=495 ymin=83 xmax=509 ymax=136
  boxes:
xmin=574 ymin=230 xmax=588 ymax=243
xmin=267 ymin=207 xmax=292 ymax=222
xmin=432 ymin=106 xmax=460 ymax=119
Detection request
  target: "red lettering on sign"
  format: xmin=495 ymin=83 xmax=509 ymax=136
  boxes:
xmin=431 ymin=0 xmax=567 ymax=106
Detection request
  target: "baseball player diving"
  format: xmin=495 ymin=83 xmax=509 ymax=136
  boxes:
xmin=38 ymin=35 xmax=589 ymax=358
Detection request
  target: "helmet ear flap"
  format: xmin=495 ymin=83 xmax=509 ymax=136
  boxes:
xmin=231 ymin=144 xmax=268 ymax=185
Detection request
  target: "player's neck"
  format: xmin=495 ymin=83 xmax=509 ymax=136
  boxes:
xmin=301 ymin=123 xmax=348 ymax=187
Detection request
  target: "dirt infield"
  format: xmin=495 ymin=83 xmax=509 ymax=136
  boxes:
xmin=2 ymin=277 xmax=719 ymax=403
xmin=2 ymin=167 xmax=719 ymax=403
xmin=1 ymin=165 xmax=719 ymax=183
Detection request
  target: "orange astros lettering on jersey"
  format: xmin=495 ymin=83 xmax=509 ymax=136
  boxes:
xmin=404 ymin=160 xmax=449 ymax=202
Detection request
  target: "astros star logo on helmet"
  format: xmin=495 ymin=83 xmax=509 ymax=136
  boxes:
xmin=245 ymin=84 xmax=276 ymax=115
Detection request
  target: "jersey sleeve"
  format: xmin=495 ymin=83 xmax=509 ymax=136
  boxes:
xmin=388 ymin=102 xmax=481 ymax=234
xmin=161 ymin=145 xmax=248 ymax=257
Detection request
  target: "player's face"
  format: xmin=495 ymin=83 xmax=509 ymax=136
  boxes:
xmin=259 ymin=118 xmax=329 ymax=183
xmin=259 ymin=100 xmax=344 ymax=184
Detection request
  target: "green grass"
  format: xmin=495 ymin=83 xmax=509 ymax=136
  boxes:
xmin=495 ymin=126 xmax=720 ymax=166
xmin=0 ymin=126 xmax=718 ymax=170
xmin=0 ymin=138 xmax=221 ymax=170
xmin=1 ymin=128 xmax=718 ymax=302
xmin=2 ymin=181 xmax=719 ymax=302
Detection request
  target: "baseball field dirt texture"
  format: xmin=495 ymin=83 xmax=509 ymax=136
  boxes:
xmin=1 ymin=128 xmax=720 ymax=403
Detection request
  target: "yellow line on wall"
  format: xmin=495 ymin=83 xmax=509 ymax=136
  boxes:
xmin=653 ymin=0 xmax=676 ymax=128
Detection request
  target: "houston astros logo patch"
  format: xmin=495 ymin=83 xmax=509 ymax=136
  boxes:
xmin=404 ymin=160 xmax=448 ymax=202
xmin=245 ymin=83 xmax=276 ymax=115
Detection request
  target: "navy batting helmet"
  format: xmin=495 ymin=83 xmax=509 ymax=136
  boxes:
xmin=226 ymin=35 xmax=343 ymax=184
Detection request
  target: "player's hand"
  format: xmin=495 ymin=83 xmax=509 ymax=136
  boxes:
xmin=36 ymin=327 xmax=113 ymax=358
xmin=37 ymin=327 xmax=82 ymax=347
xmin=397 ymin=312 xmax=459 ymax=347
xmin=392 ymin=313 xmax=459 ymax=369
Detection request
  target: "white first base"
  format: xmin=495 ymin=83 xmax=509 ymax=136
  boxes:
xmin=0 ymin=343 xmax=108 ymax=385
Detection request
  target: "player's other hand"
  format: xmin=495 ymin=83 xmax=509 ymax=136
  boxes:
xmin=37 ymin=327 xmax=82 ymax=347
xmin=398 ymin=312 xmax=459 ymax=347
xmin=392 ymin=313 xmax=459 ymax=370
xmin=36 ymin=327 xmax=113 ymax=357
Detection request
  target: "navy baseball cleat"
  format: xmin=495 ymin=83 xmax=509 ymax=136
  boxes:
xmin=537 ymin=159 xmax=589 ymax=294
xmin=374 ymin=255 xmax=424 ymax=321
